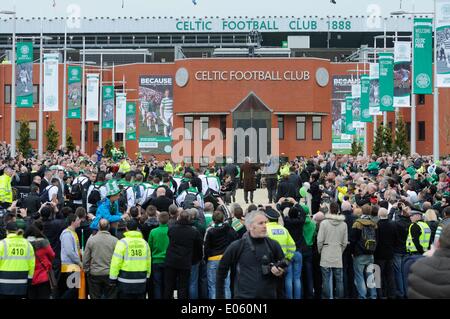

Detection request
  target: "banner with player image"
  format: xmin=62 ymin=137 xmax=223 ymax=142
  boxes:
xmin=351 ymin=83 xmax=363 ymax=128
xmin=436 ymin=0 xmax=450 ymax=87
xmin=115 ymin=93 xmax=126 ymax=133
xmin=360 ymin=75 xmax=372 ymax=123
xmin=86 ymin=74 xmax=99 ymax=121
xmin=138 ymin=76 xmax=173 ymax=154
xmin=102 ymin=86 xmax=114 ymax=129
xmin=369 ymin=63 xmax=382 ymax=115
xmin=16 ymin=42 xmax=33 ymax=107
xmin=68 ymin=66 xmax=82 ymax=119
xmin=43 ymin=53 xmax=59 ymax=112
xmin=126 ymin=102 xmax=137 ymax=141
xmin=394 ymin=41 xmax=412 ymax=107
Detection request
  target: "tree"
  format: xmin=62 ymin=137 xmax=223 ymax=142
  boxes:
xmin=373 ymin=124 xmax=385 ymax=156
xmin=104 ymin=139 xmax=114 ymax=158
xmin=395 ymin=114 xmax=410 ymax=155
xmin=383 ymin=125 xmax=393 ymax=154
xmin=18 ymin=120 xmax=32 ymax=156
xmin=66 ymin=129 xmax=76 ymax=152
xmin=351 ymin=139 xmax=363 ymax=156
xmin=45 ymin=120 xmax=59 ymax=153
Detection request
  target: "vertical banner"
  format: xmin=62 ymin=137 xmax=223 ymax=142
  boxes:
xmin=126 ymin=102 xmax=137 ymax=140
xmin=138 ymin=76 xmax=173 ymax=154
xmin=115 ymin=93 xmax=127 ymax=133
xmin=68 ymin=66 xmax=82 ymax=119
xmin=16 ymin=42 xmax=33 ymax=107
xmin=331 ymin=75 xmax=357 ymax=154
xmin=394 ymin=42 xmax=412 ymax=107
xmin=436 ymin=0 xmax=450 ymax=87
xmin=86 ymin=74 xmax=99 ymax=121
xmin=369 ymin=63 xmax=382 ymax=115
xmin=378 ymin=53 xmax=395 ymax=112
xmin=345 ymin=96 xmax=356 ymax=135
xmin=102 ymin=86 xmax=114 ymax=129
xmin=351 ymin=83 xmax=363 ymax=128
xmin=360 ymin=75 xmax=372 ymax=123
xmin=43 ymin=53 xmax=59 ymax=112
xmin=413 ymin=18 xmax=433 ymax=94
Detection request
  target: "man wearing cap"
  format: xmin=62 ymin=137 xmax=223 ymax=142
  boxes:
xmin=91 ymin=180 xmax=129 ymax=237
xmin=109 ymin=219 xmax=151 ymax=299
xmin=0 ymin=167 xmax=14 ymax=209
xmin=0 ymin=222 xmax=35 ymax=298
xmin=403 ymin=210 xmax=431 ymax=293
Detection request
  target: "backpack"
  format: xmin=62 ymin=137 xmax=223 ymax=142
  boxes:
xmin=39 ymin=186 xmax=55 ymax=203
xmin=88 ymin=184 xmax=102 ymax=205
xmin=360 ymin=224 xmax=377 ymax=254
xmin=71 ymin=179 xmax=85 ymax=201
xmin=182 ymin=192 xmax=198 ymax=209
xmin=118 ymin=187 xmax=130 ymax=213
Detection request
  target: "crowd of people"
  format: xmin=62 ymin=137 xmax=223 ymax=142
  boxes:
xmin=0 ymin=141 xmax=449 ymax=299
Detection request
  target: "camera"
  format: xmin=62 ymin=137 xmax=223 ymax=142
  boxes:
xmin=261 ymin=255 xmax=271 ymax=276
xmin=270 ymin=259 xmax=289 ymax=270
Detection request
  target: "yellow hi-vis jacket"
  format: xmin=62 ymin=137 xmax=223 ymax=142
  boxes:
xmin=406 ymin=221 xmax=431 ymax=253
xmin=0 ymin=233 xmax=35 ymax=296
xmin=0 ymin=174 xmax=12 ymax=204
xmin=164 ymin=162 xmax=174 ymax=174
xmin=118 ymin=160 xmax=131 ymax=174
xmin=109 ymin=231 xmax=151 ymax=294
xmin=266 ymin=222 xmax=296 ymax=261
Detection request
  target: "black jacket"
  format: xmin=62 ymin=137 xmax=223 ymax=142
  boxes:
xmin=165 ymin=221 xmax=203 ymax=270
xmin=141 ymin=217 xmax=159 ymax=242
xmin=350 ymin=216 xmax=378 ymax=256
xmin=408 ymin=248 xmax=450 ymax=299
xmin=276 ymin=179 xmax=298 ymax=202
xmin=341 ymin=210 xmax=356 ymax=242
xmin=21 ymin=192 xmax=41 ymax=217
xmin=427 ymin=221 xmax=439 ymax=246
xmin=287 ymin=173 xmax=301 ymax=191
xmin=204 ymin=223 xmax=238 ymax=259
xmin=42 ymin=218 xmax=67 ymax=261
xmin=375 ymin=219 xmax=397 ymax=260
xmin=283 ymin=214 xmax=306 ymax=252
xmin=355 ymin=193 xmax=371 ymax=207
xmin=149 ymin=196 xmax=173 ymax=213
xmin=393 ymin=215 xmax=412 ymax=254
xmin=216 ymin=234 xmax=284 ymax=299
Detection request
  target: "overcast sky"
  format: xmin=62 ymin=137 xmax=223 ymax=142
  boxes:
xmin=2 ymin=0 xmax=434 ymax=18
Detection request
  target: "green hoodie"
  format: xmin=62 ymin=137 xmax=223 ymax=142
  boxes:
xmin=148 ymin=224 xmax=169 ymax=264
xmin=302 ymin=215 xmax=316 ymax=247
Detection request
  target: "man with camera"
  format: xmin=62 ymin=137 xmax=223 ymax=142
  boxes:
xmin=216 ymin=211 xmax=286 ymax=299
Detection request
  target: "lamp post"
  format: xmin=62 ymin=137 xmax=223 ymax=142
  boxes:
xmin=0 ymin=9 xmax=16 ymax=157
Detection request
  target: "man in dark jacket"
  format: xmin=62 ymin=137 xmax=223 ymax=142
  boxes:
xmin=276 ymin=174 xmax=299 ymax=203
xmin=408 ymin=224 xmax=450 ymax=298
xmin=309 ymin=172 xmax=322 ymax=214
xmin=375 ymin=208 xmax=397 ymax=299
xmin=164 ymin=210 xmax=203 ymax=299
xmin=216 ymin=211 xmax=285 ymax=299
xmin=204 ymin=210 xmax=238 ymax=299
xmin=21 ymin=184 xmax=41 ymax=217
xmin=287 ymin=166 xmax=301 ymax=192
xmin=341 ymin=201 xmax=356 ymax=298
xmin=148 ymin=187 xmax=173 ymax=213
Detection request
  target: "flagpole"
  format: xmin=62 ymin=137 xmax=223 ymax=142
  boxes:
xmin=62 ymin=19 xmax=67 ymax=147
xmin=99 ymin=53 xmax=103 ymax=148
xmin=38 ymin=21 xmax=44 ymax=156
xmin=81 ymin=35 xmax=86 ymax=153
xmin=433 ymin=0 xmax=440 ymax=160
xmin=123 ymin=74 xmax=126 ymax=152
xmin=112 ymin=62 xmax=115 ymax=144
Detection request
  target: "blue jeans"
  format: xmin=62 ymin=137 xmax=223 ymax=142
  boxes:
xmin=320 ymin=267 xmax=344 ymax=299
xmin=199 ymin=260 xmax=208 ymax=299
xmin=189 ymin=263 xmax=199 ymax=299
xmin=207 ymin=260 xmax=231 ymax=299
xmin=353 ymin=255 xmax=377 ymax=299
xmin=302 ymin=248 xmax=314 ymax=299
xmin=392 ymin=253 xmax=406 ymax=298
xmin=151 ymin=263 xmax=164 ymax=299
xmin=285 ymin=251 xmax=302 ymax=299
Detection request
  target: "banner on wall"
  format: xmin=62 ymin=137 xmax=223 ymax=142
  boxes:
xmin=360 ymin=75 xmax=372 ymax=123
xmin=436 ymin=0 xmax=450 ymax=87
xmin=345 ymin=96 xmax=356 ymax=135
xmin=16 ymin=42 xmax=33 ymax=107
xmin=68 ymin=66 xmax=82 ymax=119
xmin=369 ymin=63 xmax=382 ymax=115
xmin=138 ymin=76 xmax=173 ymax=154
xmin=102 ymin=86 xmax=114 ymax=129
xmin=86 ymin=74 xmax=99 ymax=121
xmin=115 ymin=93 xmax=126 ymax=133
xmin=43 ymin=53 xmax=59 ymax=112
xmin=378 ymin=52 xmax=395 ymax=112
xmin=351 ymin=83 xmax=363 ymax=128
xmin=394 ymin=41 xmax=412 ymax=107
xmin=413 ymin=18 xmax=433 ymax=94
xmin=126 ymin=102 xmax=137 ymax=140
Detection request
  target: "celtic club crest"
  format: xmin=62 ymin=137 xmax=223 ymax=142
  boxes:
xmin=416 ymin=73 xmax=431 ymax=89
xmin=381 ymin=95 xmax=392 ymax=107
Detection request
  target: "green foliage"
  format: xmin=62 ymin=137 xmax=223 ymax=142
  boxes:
xmin=351 ymin=139 xmax=363 ymax=156
xmin=395 ymin=114 xmax=410 ymax=155
xmin=383 ymin=125 xmax=393 ymax=154
xmin=104 ymin=139 xmax=114 ymax=158
xmin=17 ymin=121 xmax=32 ymax=156
xmin=66 ymin=129 xmax=76 ymax=152
xmin=45 ymin=120 xmax=59 ymax=153
xmin=373 ymin=124 xmax=385 ymax=156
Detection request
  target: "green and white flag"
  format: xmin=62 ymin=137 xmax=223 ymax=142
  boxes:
xmin=126 ymin=102 xmax=137 ymax=140
xmin=436 ymin=0 xmax=450 ymax=87
xmin=345 ymin=96 xmax=356 ymax=135
xmin=43 ymin=53 xmax=59 ymax=112
xmin=413 ymin=18 xmax=433 ymax=94
xmin=379 ymin=53 xmax=395 ymax=112
xmin=369 ymin=63 xmax=382 ymax=115
xmin=394 ymin=41 xmax=412 ymax=107
xmin=102 ymin=86 xmax=114 ymax=129
xmin=68 ymin=66 xmax=82 ymax=119
xmin=360 ymin=75 xmax=372 ymax=123
xmin=351 ymin=83 xmax=363 ymax=128
xmin=16 ymin=42 xmax=33 ymax=107
xmin=86 ymin=74 xmax=99 ymax=121
xmin=115 ymin=93 xmax=126 ymax=133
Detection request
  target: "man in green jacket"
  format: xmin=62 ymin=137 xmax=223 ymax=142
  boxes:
xmin=148 ymin=212 xmax=169 ymax=299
